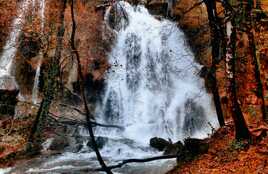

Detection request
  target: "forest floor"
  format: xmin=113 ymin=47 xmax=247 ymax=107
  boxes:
xmin=168 ymin=120 xmax=268 ymax=174
xmin=0 ymin=114 xmax=33 ymax=168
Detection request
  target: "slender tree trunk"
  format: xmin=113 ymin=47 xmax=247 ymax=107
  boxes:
xmin=247 ymin=0 xmax=267 ymax=121
xmin=226 ymin=19 xmax=251 ymax=140
xmin=204 ymin=0 xmax=225 ymax=127
xmin=28 ymin=0 xmax=67 ymax=151
xmin=248 ymin=30 xmax=267 ymax=120
xmin=69 ymin=1 xmax=113 ymax=173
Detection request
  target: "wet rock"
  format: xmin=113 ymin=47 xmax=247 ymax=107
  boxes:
xmin=62 ymin=88 xmax=82 ymax=106
xmin=105 ymin=3 xmax=129 ymax=32
xmin=85 ymin=73 xmax=105 ymax=103
xmin=164 ymin=141 xmax=184 ymax=155
xmin=184 ymin=138 xmax=209 ymax=155
xmin=149 ymin=137 xmax=209 ymax=159
xmin=146 ymin=0 xmax=168 ymax=16
xmin=18 ymin=33 xmax=41 ymax=59
xmin=14 ymin=56 xmax=35 ymax=94
xmin=0 ymin=75 xmax=19 ymax=117
xmin=172 ymin=0 xmax=211 ymax=65
xmin=150 ymin=137 xmax=171 ymax=151
xmin=87 ymin=136 xmax=108 ymax=149
xmin=49 ymin=135 xmax=69 ymax=151
xmin=65 ymin=143 xmax=84 ymax=153
xmin=199 ymin=66 xmax=209 ymax=78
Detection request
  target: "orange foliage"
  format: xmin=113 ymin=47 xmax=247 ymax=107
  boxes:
xmin=168 ymin=122 xmax=268 ymax=174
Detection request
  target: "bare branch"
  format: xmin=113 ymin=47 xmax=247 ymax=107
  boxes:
xmin=95 ymin=155 xmax=177 ymax=171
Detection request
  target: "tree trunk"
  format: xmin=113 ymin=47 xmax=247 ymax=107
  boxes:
xmin=204 ymin=0 xmax=225 ymax=127
xmin=246 ymin=0 xmax=267 ymax=121
xmin=27 ymin=0 xmax=67 ymax=151
xmin=226 ymin=19 xmax=251 ymax=140
xmin=69 ymin=1 xmax=113 ymax=173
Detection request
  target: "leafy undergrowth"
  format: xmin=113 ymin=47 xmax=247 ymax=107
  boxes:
xmin=168 ymin=121 xmax=268 ymax=174
xmin=0 ymin=114 xmax=34 ymax=168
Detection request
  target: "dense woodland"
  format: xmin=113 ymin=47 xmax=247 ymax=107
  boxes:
xmin=1 ymin=0 xmax=268 ymax=173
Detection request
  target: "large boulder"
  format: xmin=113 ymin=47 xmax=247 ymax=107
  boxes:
xmin=164 ymin=141 xmax=185 ymax=155
xmin=87 ymin=136 xmax=109 ymax=149
xmin=0 ymin=75 xmax=19 ymax=117
xmin=105 ymin=2 xmax=129 ymax=32
xmin=149 ymin=137 xmax=209 ymax=160
xmin=145 ymin=0 xmax=168 ymax=16
xmin=172 ymin=0 xmax=211 ymax=65
xmin=184 ymin=138 xmax=209 ymax=155
xmin=150 ymin=137 xmax=171 ymax=151
xmin=48 ymin=135 xmax=70 ymax=151
xmin=18 ymin=33 xmax=41 ymax=59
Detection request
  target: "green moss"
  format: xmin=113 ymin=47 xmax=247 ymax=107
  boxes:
xmin=0 ymin=146 xmax=5 ymax=153
xmin=247 ymin=105 xmax=257 ymax=117
xmin=229 ymin=140 xmax=248 ymax=151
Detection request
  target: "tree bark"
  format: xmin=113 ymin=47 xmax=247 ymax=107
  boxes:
xmin=69 ymin=1 xmax=113 ymax=173
xmin=246 ymin=0 xmax=267 ymax=121
xmin=227 ymin=18 xmax=251 ymax=140
xmin=204 ymin=0 xmax=225 ymax=127
xmin=27 ymin=0 xmax=67 ymax=151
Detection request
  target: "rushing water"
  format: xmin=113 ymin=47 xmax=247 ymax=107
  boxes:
xmin=32 ymin=0 xmax=46 ymax=104
xmin=4 ymin=2 xmax=218 ymax=174
xmin=0 ymin=0 xmax=32 ymax=77
xmin=94 ymin=1 xmax=218 ymax=145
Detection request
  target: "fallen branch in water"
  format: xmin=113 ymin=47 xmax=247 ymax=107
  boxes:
xmin=94 ymin=154 xmax=177 ymax=171
xmin=59 ymin=119 xmax=124 ymax=130
xmin=47 ymin=111 xmax=123 ymax=130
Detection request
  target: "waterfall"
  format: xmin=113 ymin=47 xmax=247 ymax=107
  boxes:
xmin=94 ymin=1 xmax=218 ymax=153
xmin=31 ymin=58 xmax=42 ymax=104
xmin=39 ymin=0 xmax=46 ymax=31
xmin=32 ymin=0 xmax=46 ymax=104
xmin=0 ymin=0 xmax=32 ymax=77
xmin=32 ymin=0 xmax=36 ymax=13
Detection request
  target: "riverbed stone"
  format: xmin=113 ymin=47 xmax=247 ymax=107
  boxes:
xmin=49 ymin=135 xmax=70 ymax=151
xmin=87 ymin=136 xmax=108 ymax=149
xmin=150 ymin=137 xmax=171 ymax=151
xmin=164 ymin=141 xmax=184 ymax=155
xmin=0 ymin=75 xmax=19 ymax=117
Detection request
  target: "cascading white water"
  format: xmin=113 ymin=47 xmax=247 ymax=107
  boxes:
xmin=94 ymin=1 xmax=218 ymax=151
xmin=32 ymin=0 xmax=46 ymax=104
xmin=32 ymin=0 xmax=36 ymax=12
xmin=0 ymin=0 xmax=32 ymax=77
